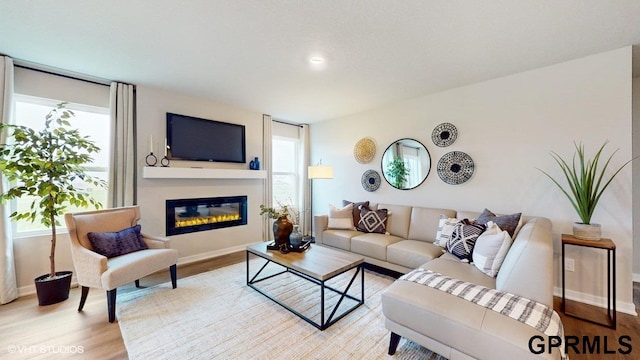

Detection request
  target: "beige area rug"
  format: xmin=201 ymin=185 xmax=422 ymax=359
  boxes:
xmin=117 ymin=259 xmax=446 ymax=360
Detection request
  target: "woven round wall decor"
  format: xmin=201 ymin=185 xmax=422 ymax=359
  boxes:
xmin=431 ymin=123 xmax=458 ymax=147
xmin=361 ymin=169 xmax=381 ymax=192
xmin=437 ymin=151 xmax=474 ymax=185
xmin=353 ymin=137 xmax=376 ymax=164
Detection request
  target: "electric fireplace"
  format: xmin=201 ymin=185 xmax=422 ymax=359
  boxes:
xmin=166 ymin=196 xmax=247 ymax=236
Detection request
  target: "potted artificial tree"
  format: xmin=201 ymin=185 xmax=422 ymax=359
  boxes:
xmin=538 ymin=141 xmax=634 ymax=240
xmin=0 ymin=103 xmax=106 ymax=305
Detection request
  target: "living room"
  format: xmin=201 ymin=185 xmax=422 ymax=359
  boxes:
xmin=1 ymin=2 xmax=640 ymax=359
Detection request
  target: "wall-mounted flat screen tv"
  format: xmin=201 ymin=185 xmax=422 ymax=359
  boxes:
xmin=166 ymin=113 xmax=246 ymax=163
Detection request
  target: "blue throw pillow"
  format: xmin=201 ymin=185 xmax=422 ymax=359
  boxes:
xmin=88 ymin=224 xmax=148 ymax=258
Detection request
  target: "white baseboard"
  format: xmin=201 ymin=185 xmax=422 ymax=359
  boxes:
xmin=176 ymin=242 xmax=260 ymax=266
xmin=17 ymin=243 xmax=260 ymax=299
xmin=553 ymin=286 xmax=638 ymax=316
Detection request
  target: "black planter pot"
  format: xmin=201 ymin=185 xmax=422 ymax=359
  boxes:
xmin=34 ymin=271 xmax=73 ymax=306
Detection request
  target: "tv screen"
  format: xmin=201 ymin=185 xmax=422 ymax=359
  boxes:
xmin=166 ymin=113 xmax=246 ymax=163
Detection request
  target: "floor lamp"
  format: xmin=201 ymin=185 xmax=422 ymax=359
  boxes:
xmin=307 ymin=164 xmax=334 ymax=243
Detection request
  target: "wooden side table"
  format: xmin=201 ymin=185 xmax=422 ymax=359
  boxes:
xmin=561 ymin=234 xmax=616 ymax=329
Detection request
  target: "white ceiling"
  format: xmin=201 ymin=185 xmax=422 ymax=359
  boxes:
xmin=2 ymin=1 xmax=640 ymax=123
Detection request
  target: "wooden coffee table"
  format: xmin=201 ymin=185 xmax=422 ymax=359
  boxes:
xmin=246 ymin=242 xmax=365 ymax=330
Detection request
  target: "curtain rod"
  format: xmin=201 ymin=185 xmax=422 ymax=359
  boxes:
xmin=272 ymin=119 xmax=303 ymax=128
xmin=14 ymin=64 xmax=113 ymax=87
xmin=12 ymin=57 xmax=135 ymax=88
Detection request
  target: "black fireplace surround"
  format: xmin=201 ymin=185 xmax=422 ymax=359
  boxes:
xmin=166 ymin=196 xmax=247 ymax=236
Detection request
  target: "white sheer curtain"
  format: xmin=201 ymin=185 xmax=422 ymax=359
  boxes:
xmin=300 ymin=124 xmax=311 ymax=237
xmin=262 ymin=114 xmax=273 ymax=241
xmin=108 ymin=82 xmax=135 ymax=207
xmin=0 ymin=55 xmax=18 ymax=304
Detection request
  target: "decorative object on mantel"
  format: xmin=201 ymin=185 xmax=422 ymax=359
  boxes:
xmin=431 ymin=122 xmax=458 ymax=147
xmin=161 ymin=138 xmax=170 ymax=167
xmin=437 ymin=151 xmax=474 ymax=185
xmin=538 ymin=141 xmax=636 ymax=241
xmin=354 ymin=137 xmax=376 ymax=164
xmin=146 ymin=135 xmax=158 ymax=166
xmin=249 ymin=157 xmax=261 ymax=170
xmin=361 ymin=169 xmax=381 ymax=192
xmin=145 ymin=153 xmax=158 ymax=166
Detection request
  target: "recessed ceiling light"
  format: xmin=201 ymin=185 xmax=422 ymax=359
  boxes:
xmin=309 ymin=56 xmax=325 ymax=64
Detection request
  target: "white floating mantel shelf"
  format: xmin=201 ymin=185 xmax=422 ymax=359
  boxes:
xmin=142 ymin=166 xmax=266 ymax=180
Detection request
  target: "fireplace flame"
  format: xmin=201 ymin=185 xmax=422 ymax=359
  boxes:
xmin=175 ymin=214 xmax=241 ymax=228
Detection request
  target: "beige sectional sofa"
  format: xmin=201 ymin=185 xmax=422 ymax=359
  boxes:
xmin=313 ymin=203 xmax=561 ymax=360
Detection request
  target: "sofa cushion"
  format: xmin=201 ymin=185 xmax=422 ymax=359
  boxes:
xmin=351 ymin=232 xmax=404 ymax=261
xmin=327 ymin=203 xmax=354 ymax=230
xmin=421 ymin=257 xmax=497 ymax=289
xmin=473 ymin=221 xmax=513 ymax=277
xmin=476 ymin=208 xmax=522 ymax=237
xmin=342 ymin=200 xmax=369 ymax=228
xmin=445 ymin=220 xmax=486 ymax=262
xmin=322 ymin=229 xmax=361 ymax=251
xmin=496 ymin=217 xmax=554 ymax=307
xmin=387 ymin=240 xmax=444 ymax=269
xmin=88 ymin=224 xmax=148 ymax=258
xmin=382 ymin=279 xmax=558 ymax=360
xmin=378 ymin=203 xmax=412 ymax=239
xmin=408 ymin=207 xmax=456 ymax=242
xmin=357 ymin=206 xmax=388 ymax=234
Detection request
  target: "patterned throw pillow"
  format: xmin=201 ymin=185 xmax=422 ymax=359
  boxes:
xmin=357 ymin=206 xmax=388 ymax=234
xmin=88 ymin=224 xmax=148 ymax=258
xmin=473 ymin=221 xmax=513 ymax=277
xmin=342 ymin=200 xmax=370 ymax=228
xmin=476 ymin=208 xmax=522 ymax=237
xmin=327 ymin=203 xmax=355 ymax=229
xmin=435 ymin=215 xmax=459 ymax=247
xmin=445 ymin=219 xmax=486 ymax=262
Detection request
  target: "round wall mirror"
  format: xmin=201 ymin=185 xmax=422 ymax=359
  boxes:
xmin=381 ymin=138 xmax=431 ymax=190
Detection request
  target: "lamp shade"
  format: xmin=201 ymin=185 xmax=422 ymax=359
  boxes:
xmin=308 ymin=165 xmax=334 ymax=179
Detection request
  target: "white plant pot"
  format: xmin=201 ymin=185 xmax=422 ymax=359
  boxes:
xmin=573 ymin=223 xmax=602 ymax=241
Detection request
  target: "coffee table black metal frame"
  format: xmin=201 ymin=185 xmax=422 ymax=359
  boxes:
xmin=246 ymin=249 xmax=364 ymax=330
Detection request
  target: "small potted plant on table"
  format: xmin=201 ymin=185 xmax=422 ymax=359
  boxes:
xmin=538 ymin=141 xmax=634 ymax=240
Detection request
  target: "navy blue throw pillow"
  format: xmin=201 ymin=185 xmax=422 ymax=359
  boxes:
xmin=88 ymin=224 xmax=147 ymax=258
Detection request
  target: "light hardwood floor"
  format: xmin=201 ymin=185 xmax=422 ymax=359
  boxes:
xmin=1 ymin=252 xmax=639 ymax=360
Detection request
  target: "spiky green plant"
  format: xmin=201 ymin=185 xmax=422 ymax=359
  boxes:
xmin=538 ymin=141 xmax=634 ymax=224
xmin=0 ymin=103 xmax=106 ymax=279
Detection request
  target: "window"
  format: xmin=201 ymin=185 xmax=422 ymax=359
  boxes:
xmin=272 ymin=136 xmax=301 ymax=221
xmin=9 ymin=95 xmax=111 ymax=235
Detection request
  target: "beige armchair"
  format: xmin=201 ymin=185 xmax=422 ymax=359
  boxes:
xmin=65 ymin=205 xmax=179 ymax=323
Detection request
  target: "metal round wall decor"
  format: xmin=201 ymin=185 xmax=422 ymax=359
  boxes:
xmin=361 ymin=169 xmax=381 ymax=192
xmin=353 ymin=137 xmax=376 ymax=164
xmin=437 ymin=151 xmax=474 ymax=185
xmin=431 ymin=122 xmax=458 ymax=147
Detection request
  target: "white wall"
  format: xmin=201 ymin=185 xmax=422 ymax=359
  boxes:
xmin=136 ymin=86 xmax=265 ymax=263
xmin=310 ymin=47 xmax=635 ymax=313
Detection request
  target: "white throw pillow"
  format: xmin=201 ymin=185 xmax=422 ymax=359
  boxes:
xmin=472 ymin=221 xmax=512 ymax=277
xmin=327 ymin=203 xmax=355 ymax=230
xmin=435 ymin=215 xmax=459 ymax=247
